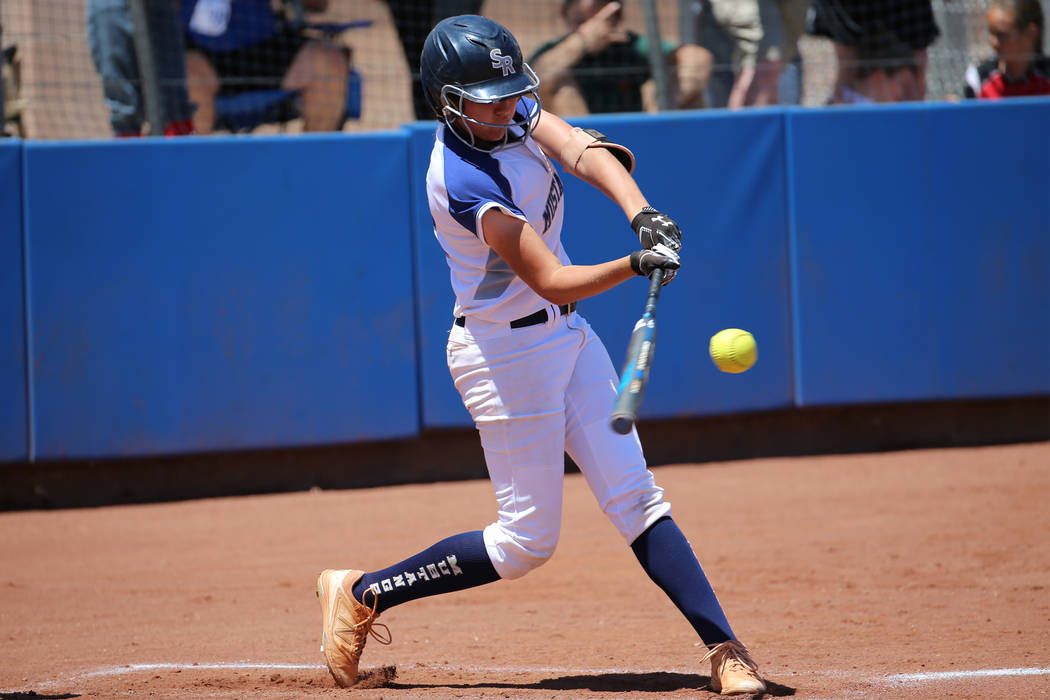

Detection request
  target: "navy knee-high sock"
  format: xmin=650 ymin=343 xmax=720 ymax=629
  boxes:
xmin=631 ymin=516 xmax=735 ymax=644
xmin=352 ymin=531 xmax=499 ymax=615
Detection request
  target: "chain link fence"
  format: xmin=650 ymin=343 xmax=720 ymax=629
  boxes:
xmin=1 ymin=0 xmax=1045 ymax=139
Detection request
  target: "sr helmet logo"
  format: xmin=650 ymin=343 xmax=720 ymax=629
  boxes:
xmin=490 ymin=48 xmax=515 ymax=77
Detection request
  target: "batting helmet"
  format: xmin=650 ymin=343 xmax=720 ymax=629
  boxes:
xmin=420 ymin=15 xmax=541 ymax=149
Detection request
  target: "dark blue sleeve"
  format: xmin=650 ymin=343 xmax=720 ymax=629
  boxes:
xmin=442 ymin=137 xmax=525 ymax=237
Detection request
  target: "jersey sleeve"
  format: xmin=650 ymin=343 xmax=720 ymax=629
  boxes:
xmin=442 ymin=132 xmax=528 ymax=244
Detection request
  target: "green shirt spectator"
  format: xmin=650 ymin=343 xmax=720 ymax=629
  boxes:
xmin=531 ymin=30 xmax=671 ymax=114
xmin=529 ymin=0 xmax=711 ymax=116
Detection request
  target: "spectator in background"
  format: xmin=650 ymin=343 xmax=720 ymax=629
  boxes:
xmin=963 ymin=0 xmax=1049 ymax=99
xmin=384 ymin=0 xmax=484 ymax=121
xmin=690 ymin=0 xmax=809 ymax=108
xmin=87 ymin=0 xmax=195 ymax=136
xmin=529 ymin=0 xmax=711 ymax=115
xmin=2 ymin=38 xmax=21 ymax=138
xmin=831 ymin=26 xmax=920 ymax=103
xmin=808 ymin=0 xmax=940 ymax=102
xmin=181 ymin=0 xmax=347 ymax=133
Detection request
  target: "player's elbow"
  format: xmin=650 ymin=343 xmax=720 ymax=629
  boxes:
xmin=536 ymin=289 xmax=577 ymax=306
xmin=529 ymin=268 xmax=578 ymax=306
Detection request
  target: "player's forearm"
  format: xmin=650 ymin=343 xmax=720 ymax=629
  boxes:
xmin=573 ymin=148 xmax=649 ymax=220
xmin=535 ymin=258 xmax=636 ymax=305
xmin=483 ymin=207 xmax=633 ymax=304
xmin=533 ymin=113 xmax=646 ymax=218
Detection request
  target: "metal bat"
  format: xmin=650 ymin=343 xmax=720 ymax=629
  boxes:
xmin=610 ymin=267 xmax=665 ymax=434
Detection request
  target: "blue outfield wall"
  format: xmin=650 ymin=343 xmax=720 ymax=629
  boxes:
xmin=1 ymin=98 xmax=1047 ymax=461
xmin=789 ymin=99 xmax=1050 ymax=405
xmin=21 ymin=134 xmax=419 ymax=459
xmin=1 ymin=141 xmax=27 ymax=461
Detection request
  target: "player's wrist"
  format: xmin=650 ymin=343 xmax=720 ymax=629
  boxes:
xmin=629 ymin=248 xmax=679 ymax=277
xmin=630 ymin=206 xmax=657 ymax=230
xmin=631 ymin=207 xmax=683 ymax=252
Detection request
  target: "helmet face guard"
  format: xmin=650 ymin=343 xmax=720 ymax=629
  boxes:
xmin=438 ymin=63 xmax=542 ymax=150
xmin=421 ymin=15 xmax=543 ymax=151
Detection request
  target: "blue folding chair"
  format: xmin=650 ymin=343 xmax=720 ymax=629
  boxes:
xmin=213 ymin=18 xmax=372 ymax=133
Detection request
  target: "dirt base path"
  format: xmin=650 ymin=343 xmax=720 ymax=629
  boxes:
xmin=2 ymin=442 xmax=1048 ymax=699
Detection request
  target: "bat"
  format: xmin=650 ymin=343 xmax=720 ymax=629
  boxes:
xmin=610 ymin=267 xmax=665 ymax=434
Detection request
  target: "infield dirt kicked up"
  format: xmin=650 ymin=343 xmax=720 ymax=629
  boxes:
xmin=2 ymin=442 xmax=1047 ymax=699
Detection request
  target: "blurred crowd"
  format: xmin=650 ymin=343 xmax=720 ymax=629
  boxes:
xmin=1 ymin=0 xmax=1047 ymax=138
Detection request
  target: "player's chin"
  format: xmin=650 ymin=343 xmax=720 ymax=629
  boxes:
xmin=476 ymin=125 xmax=510 ymax=141
xmin=465 ymin=128 xmax=508 ymax=146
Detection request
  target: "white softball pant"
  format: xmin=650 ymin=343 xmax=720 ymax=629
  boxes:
xmin=446 ymin=307 xmax=671 ymax=580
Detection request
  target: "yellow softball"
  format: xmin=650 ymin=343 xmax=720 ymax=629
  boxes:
xmin=709 ymin=328 xmax=757 ymax=374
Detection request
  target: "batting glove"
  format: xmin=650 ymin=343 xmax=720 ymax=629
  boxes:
xmin=631 ymin=206 xmax=682 ymax=253
xmin=629 ymin=243 xmax=679 ymax=285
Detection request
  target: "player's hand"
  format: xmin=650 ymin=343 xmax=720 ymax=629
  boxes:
xmin=630 ymin=244 xmax=679 ymax=285
xmin=631 ymin=206 xmax=682 ymax=253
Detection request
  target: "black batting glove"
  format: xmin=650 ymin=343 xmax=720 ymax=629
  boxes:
xmin=629 ymin=245 xmax=679 ymax=285
xmin=631 ymin=206 xmax=682 ymax=253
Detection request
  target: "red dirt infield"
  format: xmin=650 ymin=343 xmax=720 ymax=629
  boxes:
xmin=1 ymin=442 xmax=1047 ymax=699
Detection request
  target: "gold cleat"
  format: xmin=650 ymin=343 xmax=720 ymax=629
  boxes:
xmin=316 ymin=569 xmax=391 ymax=687
xmin=702 ymin=639 xmax=766 ymax=695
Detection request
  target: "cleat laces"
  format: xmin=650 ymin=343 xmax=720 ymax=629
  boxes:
xmin=701 ymin=639 xmax=763 ymax=692
xmin=701 ymin=639 xmax=759 ymax=670
xmin=336 ymin=586 xmax=392 ymax=651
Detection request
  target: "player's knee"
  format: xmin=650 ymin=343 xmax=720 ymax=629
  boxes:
xmin=603 ymin=481 xmax=671 ymax=544
xmin=483 ymin=523 xmax=559 ymax=580
xmin=506 ymin=542 xmax=557 ymax=579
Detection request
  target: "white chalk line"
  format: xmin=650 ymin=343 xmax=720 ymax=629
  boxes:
xmin=4 ymin=661 xmax=1049 ymax=694
xmin=883 ymin=666 xmax=1050 ymax=682
xmin=82 ymin=662 xmax=326 ymax=677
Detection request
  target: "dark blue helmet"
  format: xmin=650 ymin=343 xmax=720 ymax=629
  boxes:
xmin=420 ymin=15 xmax=541 ymax=149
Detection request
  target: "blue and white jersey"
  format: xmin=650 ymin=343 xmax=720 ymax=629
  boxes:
xmin=426 ymin=98 xmax=569 ymax=324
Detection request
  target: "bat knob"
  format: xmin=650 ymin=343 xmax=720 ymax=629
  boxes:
xmin=610 ymin=415 xmax=634 ymax=435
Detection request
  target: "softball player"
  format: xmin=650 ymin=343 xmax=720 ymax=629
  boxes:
xmin=317 ymin=15 xmax=765 ymax=695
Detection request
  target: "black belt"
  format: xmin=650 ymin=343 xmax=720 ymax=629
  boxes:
xmin=455 ymin=302 xmax=576 ymax=329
